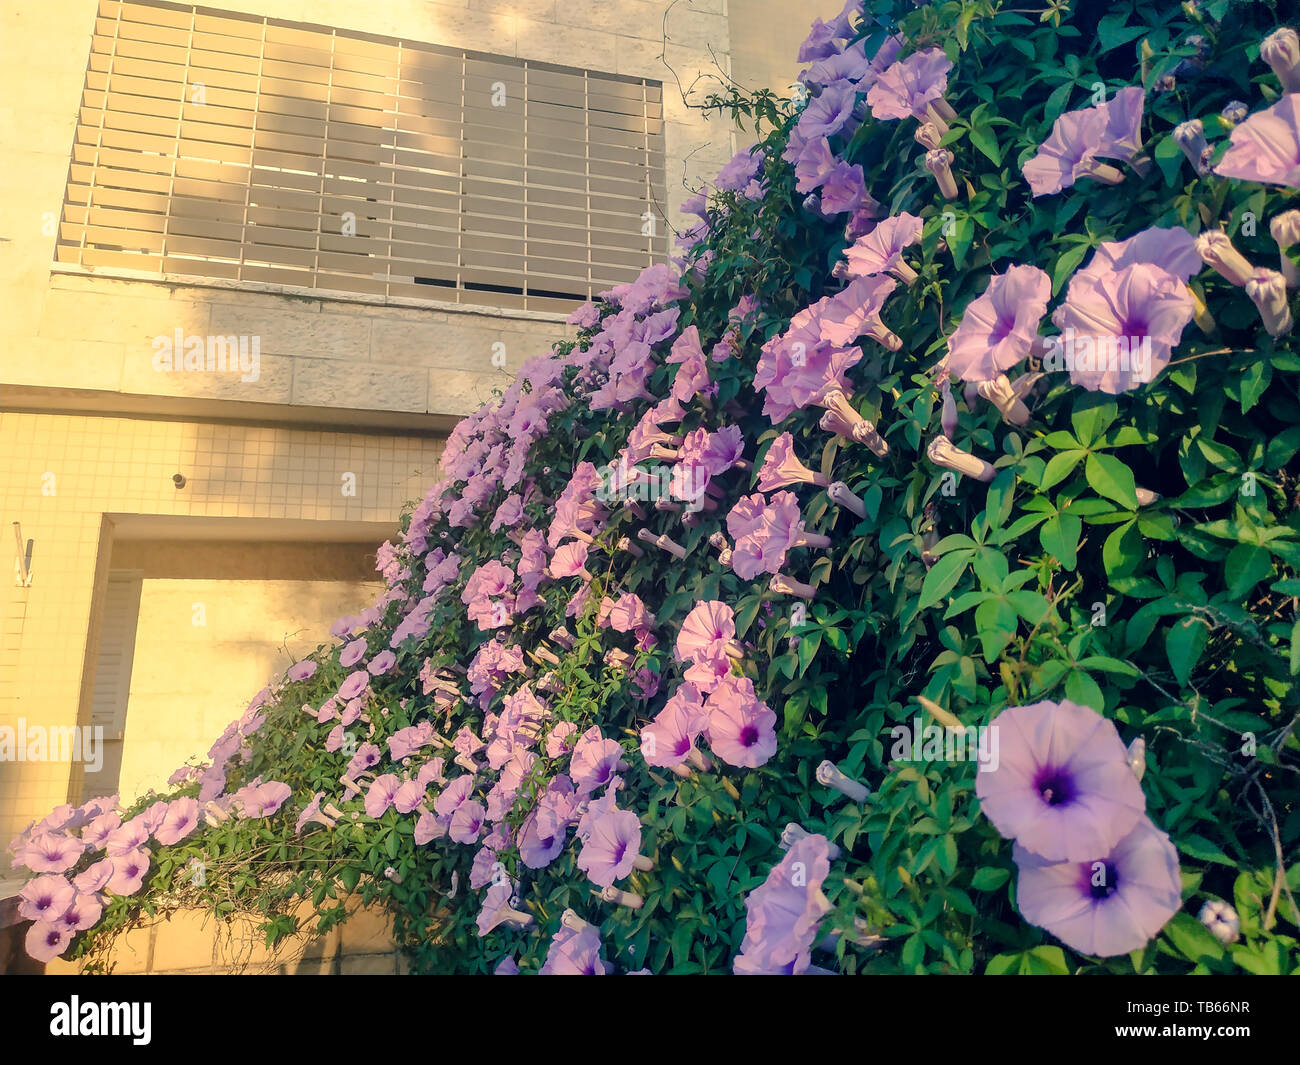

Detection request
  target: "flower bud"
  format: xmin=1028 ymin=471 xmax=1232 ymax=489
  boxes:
xmin=601 ymin=885 xmax=644 ymax=909
xmin=914 ymin=121 xmax=943 ymax=150
xmin=1261 ymin=27 xmax=1300 ymax=93
xmin=780 ymin=823 xmax=843 ymax=859
xmin=1220 ymin=100 xmax=1248 ymax=126
xmin=1269 ymin=210 xmax=1300 ymax=288
xmin=815 ymin=760 xmax=870 ymax=803
xmin=976 ymin=374 xmax=1031 ymax=426
xmin=1195 ymin=230 xmax=1255 ymax=287
xmin=1198 ymin=899 xmax=1240 ymax=944
xmin=827 ymin=481 xmax=867 ymax=519
xmin=1126 ymin=737 xmax=1146 ymax=781
xmin=940 ymin=377 xmax=958 ymax=438
xmin=926 ymin=435 xmax=996 ymax=482
xmin=1245 ymin=268 xmax=1294 ymax=337
xmin=925 ymin=149 xmax=959 ymax=200
xmin=1173 ymin=119 xmax=1209 ymax=174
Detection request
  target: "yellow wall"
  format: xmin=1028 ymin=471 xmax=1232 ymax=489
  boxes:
xmin=0 ymin=411 xmax=442 ymax=844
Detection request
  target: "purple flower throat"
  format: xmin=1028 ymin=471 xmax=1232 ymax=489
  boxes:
xmin=1034 ymin=766 xmax=1075 ymax=807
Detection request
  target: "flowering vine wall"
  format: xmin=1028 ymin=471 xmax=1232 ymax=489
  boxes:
xmin=11 ymin=0 xmax=1300 ymax=975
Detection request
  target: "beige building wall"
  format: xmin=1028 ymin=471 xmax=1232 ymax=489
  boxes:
xmin=728 ymin=0 xmax=820 ymax=97
xmin=0 ymin=411 xmax=441 ymax=844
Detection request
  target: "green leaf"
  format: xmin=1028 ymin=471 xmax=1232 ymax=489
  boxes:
xmin=1039 ymin=449 xmax=1085 ymax=493
xmin=1051 ymin=241 xmax=1090 ymax=296
xmin=1085 ymin=452 xmax=1138 ymax=509
xmin=1166 ymin=616 xmax=1209 ymax=687
xmin=971 ymin=867 xmax=1010 ymax=891
xmin=1070 ymin=397 xmax=1118 ymax=448
xmin=1224 ymin=543 xmax=1271 ymax=597
xmin=968 ymin=124 xmax=1001 ymax=165
xmin=1097 ymin=13 xmax=1146 ymax=51
xmin=1040 ymin=512 xmax=1081 ymax=570
xmin=918 ymin=549 xmax=974 ymax=609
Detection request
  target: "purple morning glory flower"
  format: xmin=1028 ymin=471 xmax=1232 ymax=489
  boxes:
xmin=154 ymin=798 xmax=200 ymax=845
xmin=975 ymin=700 xmax=1147 ymax=862
xmin=733 ymin=834 xmax=832 ymax=974
xmin=17 ymin=874 xmax=75 ymax=923
xmin=364 ymin=774 xmax=402 ymax=818
xmin=339 ymin=638 xmax=368 ymax=668
xmin=287 ymin=659 xmax=318 ymax=682
xmin=338 ymin=670 xmax=369 ymax=701
xmin=1013 ymin=816 xmax=1182 ymax=957
xmin=945 ymin=265 xmax=1051 ymax=382
xmin=367 ymin=650 xmax=397 ymax=676
xmin=576 ymin=806 xmax=642 ymax=888
xmin=539 ymin=923 xmax=612 ymax=975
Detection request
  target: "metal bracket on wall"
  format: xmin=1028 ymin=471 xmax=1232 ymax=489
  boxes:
xmin=13 ymin=522 xmax=33 ymax=587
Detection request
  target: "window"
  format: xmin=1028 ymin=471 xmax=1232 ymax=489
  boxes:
xmin=80 ymin=570 xmax=143 ymax=802
xmin=57 ymin=0 xmax=669 ymax=312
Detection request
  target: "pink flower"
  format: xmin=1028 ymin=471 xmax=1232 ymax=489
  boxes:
xmin=17 ymin=874 xmax=75 ymax=923
xmin=1014 ymin=817 xmax=1181 ymax=957
xmin=945 ymin=265 xmax=1051 ymax=382
xmin=20 ymin=832 xmax=86 ymax=874
xmin=866 ymin=48 xmax=952 ymax=121
xmin=843 ymin=213 xmax=922 ymax=282
xmin=154 ymin=798 xmax=200 ymax=845
xmin=235 ymin=781 xmax=292 ymax=819
xmin=106 ymin=848 xmax=151 ymax=895
xmin=705 ymin=675 xmax=778 ymax=768
xmin=733 ymin=834 xmax=831 ymax=973
xmin=757 ymin=433 xmax=828 ymax=491
xmin=547 ymin=462 xmax=608 ymax=548
xmin=815 ymin=275 xmax=900 ymax=349
xmin=539 ymin=923 xmax=612 ymax=974
xmin=727 ymin=491 xmax=827 ymax=579
xmin=1076 ymin=226 xmax=1202 ymax=285
xmin=1050 ymin=263 xmax=1195 ymax=394
xmin=364 ymin=774 xmax=402 ymax=817
xmin=449 ymin=800 xmax=486 ymax=844
xmin=975 ymin=700 xmax=1147 ymax=862
xmin=1022 ymin=87 xmax=1144 ymax=197
xmin=675 ymin=601 xmax=736 ymax=664
xmin=1213 ymin=94 xmax=1300 ymax=190
xmin=25 ymin=921 xmax=73 ymax=963
xmin=57 ymin=891 xmax=103 ymax=933
xmin=640 ymin=684 xmax=708 ymax=768
xmin=576 ymin=806 xmax=642 ymax=887
xmin=569 ymin=726 xmax=624 ymax=796
xmin=546 ymin=721 xmax=579 ymax=759
xmin=608 ymin=593 xmax=654 ymax=636
xmin=367 ymin=650 xmax=397 ymax=676
xmin=549 ymin=541 xmax=591 ymax=580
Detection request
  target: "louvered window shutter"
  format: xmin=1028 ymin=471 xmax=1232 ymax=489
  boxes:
xmin=58 ymin=0 xmax=668 ymax=313
xmin=89 ymin=572 xmax=143 ymax=741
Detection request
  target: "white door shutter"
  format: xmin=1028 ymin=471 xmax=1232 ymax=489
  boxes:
xmin=89 ymin=571 xmax=143 ymax=740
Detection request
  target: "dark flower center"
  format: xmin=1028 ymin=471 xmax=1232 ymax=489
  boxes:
xmin=739 ymin=725 xmax=759 ymax=748
xmin=1034 ymin=766 xmax=1075 ymax=807
xmin=1086 ymin=860 xmax=1119 ymax=901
